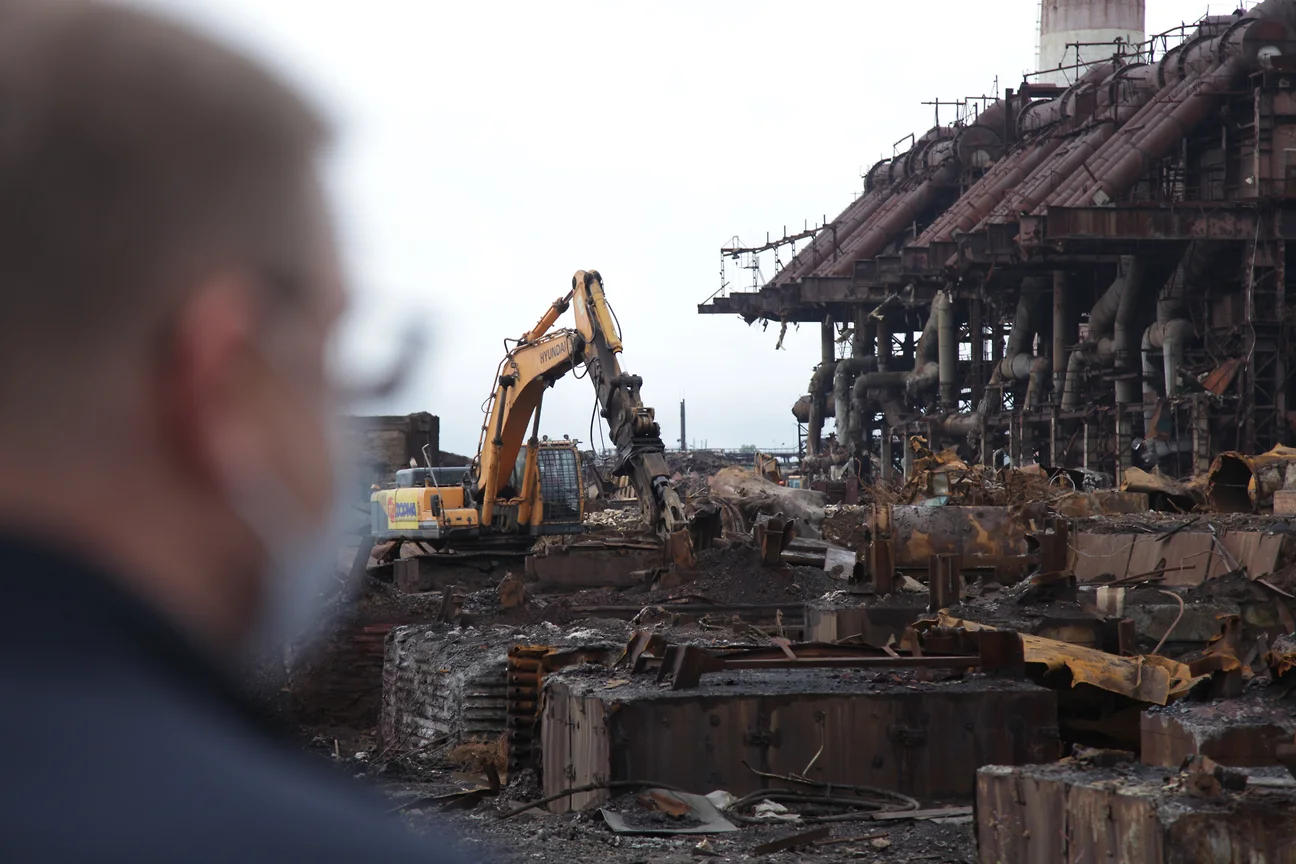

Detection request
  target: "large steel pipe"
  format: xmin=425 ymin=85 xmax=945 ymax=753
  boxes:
xmin=1056 ymin=17 xmax=1296 ymax=208
xmin=920 ymin=138 xmax=1061 ymax=242
xmin=936 ymin=292 xmax=956 ymax=409
xmin=774 ymin=181 xmax=893 ymax=285
xmin=986 ymin=65 xmax=1159 ymax=223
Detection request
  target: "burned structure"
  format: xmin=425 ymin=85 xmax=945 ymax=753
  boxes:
xmin=703 ymin=1 xmax=1296 ymax=491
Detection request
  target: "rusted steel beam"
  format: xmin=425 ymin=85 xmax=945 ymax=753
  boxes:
xmin=1019 ymin=205 xmax=1296 ymax=246
xmin=722 ymin=656 xmax=982 ymax=671
xmin=928 ymin=553 xmax=962 ymax=612
xmin=870 ymin=538 xmax=895 ymax=595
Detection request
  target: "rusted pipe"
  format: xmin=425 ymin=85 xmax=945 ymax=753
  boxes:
xmin=827 ymin=173 xmax=958 ymax=276
xmin=1061 ymin=18 xmax=1294 ymax=208
xmin=1209 ymin=445 xmax=1296 ymax=512
xmin=856 ymin=371 xmax=912 ymax=390
xmin=1052 ymin=271 xmax=1067 ymax=401
xmin=919 ymin=138 xmax=1061 ymax=243
xmin=915 ymin=66 xmax=1117 ymax=245
xmin=936 ymin=292 xmax=956 ymax=410
xmin=1060 ymin=257 xmax=1139 ymax=410
xmin=998 ymin=279 xmax=1047 ymax=379
xmin=1113 ymin=256 xmax=1145 ymax=406
xmin=806 ymin=362 xmax=836 ymax=457
xmin=833 ymin=356 xmax=878 ymax=450
xmin=907 ymin=302 xmax=941 ymax=397
xmin=1072 ymin=62 xmax=1236 ymax=207
xmin=1140 ymin=329 xmax=1160 ymax=414
xmin=1060 ymin=349 xmax=1090 ymax=411
xmin=1025 ymin=357 xmax=1051 ymax=410
xmin=1089 ymin=259 xmax=1132 ymax=337
xmin=774 ymin=183 xmax=893 ymax=285
xmin=1042 ymin=71 xmax=1196 ymax=209
xmin=875 ymin=314 xmax=892 ymax=372
xmin=1140 ymin=241 xmax=1219 ymax=404
xmin=1146 ymin=319 xmax=1194 ymax=398
xmin=1061 ymin=335 xmax=1115 ymax=411
xmin=792 ymin=394 xmax=833 ymax=424
xmin=939 ymin=412 xmax=981 ymax=437
xmin=851 ymin=371 xmax=912 ymax=442
xmin=984 ymin=65 xmax=1159 ymax=225
xmin=826 ymin=101 xmax=1013 ymax=271
xmin=986 ymin=126 xmax=1115 ymax=224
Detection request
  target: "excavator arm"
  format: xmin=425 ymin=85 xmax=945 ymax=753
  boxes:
xmin=475 ymin=329 xmax=583 ymax=528
xmin=468 ymin=270 xmax=691 ymax=564
xmin=568 ymin=270 xmax=688 ymax=541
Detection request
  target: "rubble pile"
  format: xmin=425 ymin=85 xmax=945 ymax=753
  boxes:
xmin=704 ymin=467 xmax=827 ymax=534
xmin=293 ymin=440 xmax=1296 ymax=864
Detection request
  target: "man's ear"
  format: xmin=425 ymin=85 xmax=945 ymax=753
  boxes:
xmin=159 ymin=273 xmax=264 ymax=492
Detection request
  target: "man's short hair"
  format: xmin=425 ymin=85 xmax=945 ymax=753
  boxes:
xmin=0 ymin=0 xmax=328 ymax=401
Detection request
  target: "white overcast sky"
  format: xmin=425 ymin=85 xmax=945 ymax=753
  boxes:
xmin=136 ymin=0 xmax=1233 ymax=455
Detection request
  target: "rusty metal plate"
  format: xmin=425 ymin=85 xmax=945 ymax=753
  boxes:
xmin=1126 ymin=533 xmax=1216 ymax=587
xmin=1209 ymin=531 xmax=1285 ymax=580
xmin=1141 ymin=702 xmax=1296 ymax=769
xmin=1041 ymin=204 xmax=1259 ymax=241
xmin=1070 ymin=533 xmax=1135 ymax=583
xmin=803 ymin=605 xmax=926 ymax=647
xmin=1203 ymin=357 xmax=1243 ymax=395
xmin=978 ymin=762 xmax=1296 ymax=864
xmin=1054 ymin=491 xmax=1150 ymax=517
xmin=526 ymin=544 xmax=664 ymax=591
xmin=544 ymin=675 xmax=1059 ymax=808
xmin=886 ymin=506 xmax=1029 ymax=569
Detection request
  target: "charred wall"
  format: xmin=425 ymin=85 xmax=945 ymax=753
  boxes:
xmin=344 ymin=412 xmax=441 ymax=500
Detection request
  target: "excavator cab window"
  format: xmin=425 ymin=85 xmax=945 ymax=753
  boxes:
xmin=537 ymin=446 xmax=582 ymax=525
xmin=506 ymin=445 xmax=583 ymax=525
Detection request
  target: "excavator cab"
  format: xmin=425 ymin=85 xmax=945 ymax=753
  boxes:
xmin=505 ymin=440 xmax=585 ymax=534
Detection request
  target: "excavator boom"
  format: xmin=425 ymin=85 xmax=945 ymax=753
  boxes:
xmin=569 ymin=270 xmax=687 ymax=542
xmin=474 ymin=329 xmax=583 ymax=526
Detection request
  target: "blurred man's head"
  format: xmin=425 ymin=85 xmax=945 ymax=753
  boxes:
xmin=0 ymin=0 xmax=346 ymax=655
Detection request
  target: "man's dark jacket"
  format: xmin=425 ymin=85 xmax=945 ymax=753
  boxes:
xmin=0 ymin=535 xmax=456 ymax=861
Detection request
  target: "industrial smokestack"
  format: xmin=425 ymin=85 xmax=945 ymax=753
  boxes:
xmin=1036 ymin=0 xmax=1145 ymax=87
xmin=679 ymin=399 xmax=687 ymax=451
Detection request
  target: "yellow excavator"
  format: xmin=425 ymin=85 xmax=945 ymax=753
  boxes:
xmin=367 ymin=269 xmax=692 ymax=568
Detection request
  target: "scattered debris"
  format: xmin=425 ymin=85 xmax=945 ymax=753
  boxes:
xmin=750 ymin=826 xmax=832 ymax=856
xmin=600 ymin=789 xmax=738 ymax=836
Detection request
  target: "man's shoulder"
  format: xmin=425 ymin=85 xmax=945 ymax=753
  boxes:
xmin=0 ymin=663 xmax=457 ymax=863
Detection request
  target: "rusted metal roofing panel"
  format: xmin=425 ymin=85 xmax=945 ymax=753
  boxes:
xmin=1210 ymin=531 xmax=1285 ymax=580
xmin=543 ymin=673 xmax=1057 ymax=808
xmin=1126 ymin=532 xmax=1216 ymax=586
xmin=1070 ymin=532 xmax=1135 ymax=582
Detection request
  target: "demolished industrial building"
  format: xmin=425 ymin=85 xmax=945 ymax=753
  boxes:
xmin=287 ymin=3 xmax=1296 ymax=863
xmin=704 ymin=0 xmax=1296 ymax=499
